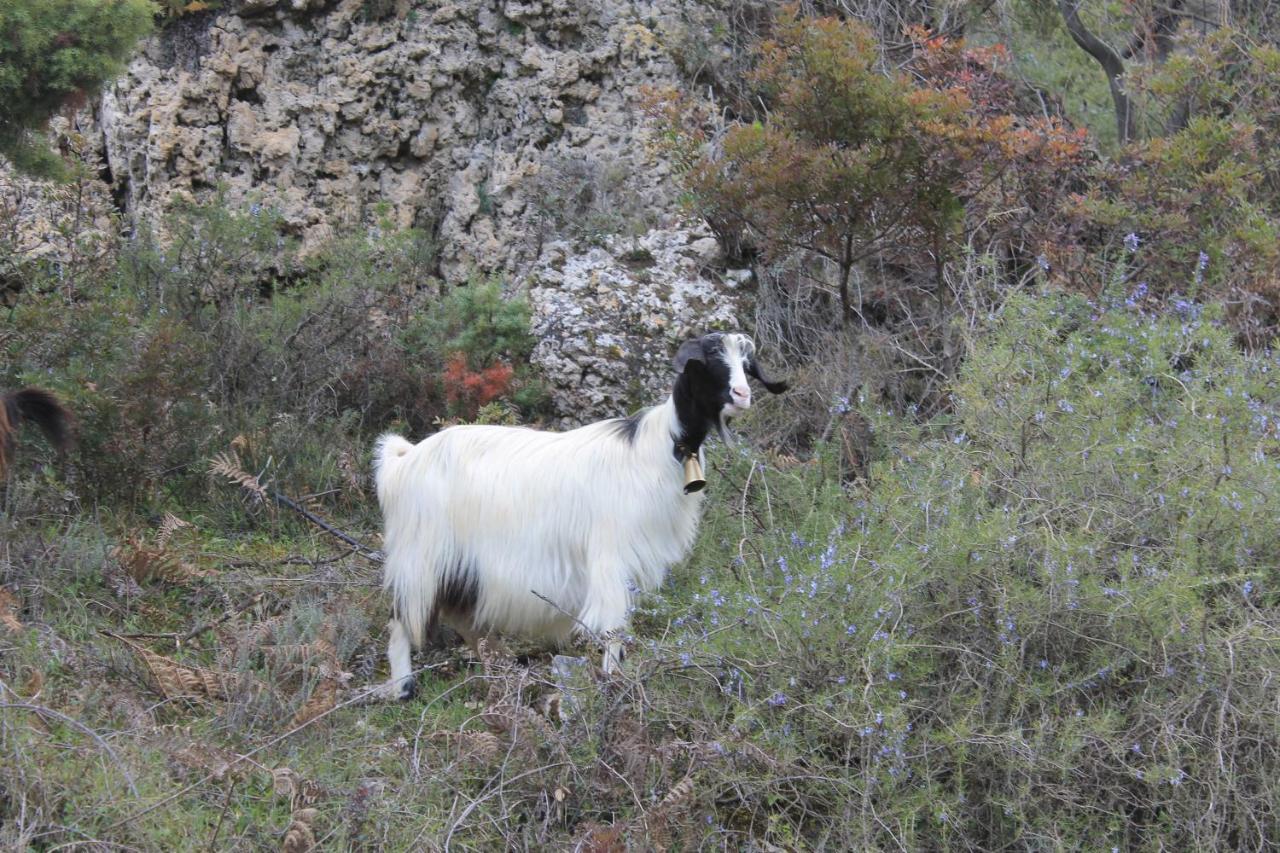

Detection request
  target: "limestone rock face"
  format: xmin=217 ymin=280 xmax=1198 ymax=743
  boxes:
xmin=19 ymin=0 xmax=752 ymax=418
xmin=528 ymin=226 xmax=751 ymax=424
xmin=97 ymin=0 xmax=697 ymax=277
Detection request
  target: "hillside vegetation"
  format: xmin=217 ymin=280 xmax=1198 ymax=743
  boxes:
xmin=3 ymin=2 xmax=1280 ymax=850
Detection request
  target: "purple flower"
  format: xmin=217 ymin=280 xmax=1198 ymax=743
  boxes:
xmin=768 ymin=692 xmax=787 ymax=707
xmin=1124 ymin=232 xmax=1140 ymax=252
xmin=1125 ymin=281 xmax=1148 ymax=308
xmin=1243 ymin=580 xmax=1255 ymax=598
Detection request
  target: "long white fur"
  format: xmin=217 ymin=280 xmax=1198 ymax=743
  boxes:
xmin=375 ymin=333 xmax=755 ymax=695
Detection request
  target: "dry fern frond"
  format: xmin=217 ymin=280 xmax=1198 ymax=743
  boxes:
xmin=265 ymin=637 xmax=340 ymax=676
xmin=291 ymin=675 xmax=339 ymax=727
xmin=112 ymin=536 xmax=207 ymax=585
xmin=114 ymin=635 xmax=241 ymax=701
xmin=430 ymin=730 xmax=503 ymax=763
xmin=272 ymin=766 xmax=301 ymax=800
xmin=20 ymin=667 xmax=44 ymax=699
xmin=573 ymin=821 xmax=626 ymax=853
xmin=156 ymin=512 xmax=194 ymax=547
xmin=280 ymin=806 xmax=318 ymax=853
xmin=234 ymin=615 xmax=288 ymax=659
xmin=0 ymin=587 xmax=23 ymax=634
xmin=482 ymin=701 xmax=558 ymax=743
xmin=210 ymin=450 xmax=267 ymax=502
xmin=138 ymin=647 xmax=237 ymax=700
xmin=273 ymin=768 xmax=324 ymax=812
xmin=653 ymin=773 xmax=696 ymax=816
xmin=286 ymin=624 xmax=349 ymax=726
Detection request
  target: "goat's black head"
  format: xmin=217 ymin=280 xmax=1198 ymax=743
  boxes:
xmin=672 ymin=332 xmax=787 ymax=452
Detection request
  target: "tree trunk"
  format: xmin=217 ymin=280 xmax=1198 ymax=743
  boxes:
xmin=1058 ymin=0 xmax=1136 ymax=144
xmin=838 ymin=234 xmax=854 ymax=327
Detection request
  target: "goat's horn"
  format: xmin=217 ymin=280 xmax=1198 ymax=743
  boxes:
xmin=747 ymin=357 xmax=789 ymax=394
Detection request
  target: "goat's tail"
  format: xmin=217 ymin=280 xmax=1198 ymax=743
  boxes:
xmin=2 ymin=388 xmax=72 ymax=475
xmin=373 ymin=433 xmax=414 ymax=499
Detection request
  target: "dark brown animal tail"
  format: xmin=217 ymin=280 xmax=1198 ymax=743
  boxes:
xmin=1 ymin=388 xmax=73 ymax=474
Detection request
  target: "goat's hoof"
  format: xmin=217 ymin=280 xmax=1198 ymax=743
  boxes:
xmin=377 ymin=679 xmax=416 ymax=702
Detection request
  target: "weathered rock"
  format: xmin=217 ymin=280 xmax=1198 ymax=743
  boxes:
xmin=94 ymin=0 xmax=704 ymax=283
xmin=526 ymin=224 xmax=746 ymax=424
xmin=9 ymin=0 xmax=756 ymax=419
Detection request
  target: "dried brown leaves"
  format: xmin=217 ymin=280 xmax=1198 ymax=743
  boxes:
xmin=210 ymin=449 xmax=267 ymax=502
xmin=0 ymin=587 xmax=23 ymax=633
xmin=112 ymin=635 xmax=245 ymax=702
xmin=113 ymin=535 xmax=207 ymax=586
xmin=274 ymin=767 xmax=325 ymax=852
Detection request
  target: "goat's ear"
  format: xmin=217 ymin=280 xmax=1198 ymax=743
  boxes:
xmin=674 ymin=340 xmax=706 ymax=373
xmin=747 ymin=356 xmax=788 ymax=394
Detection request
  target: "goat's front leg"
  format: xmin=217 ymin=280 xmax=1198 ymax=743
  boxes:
xmin=601 ymin=633 xmax=626 ymax=674
xmin=577 ymin=564 xmax=630 ymax=674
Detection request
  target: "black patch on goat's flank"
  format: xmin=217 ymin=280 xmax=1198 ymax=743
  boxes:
xmin=608 ymin=410 xmax=646 ymax=445
xmin=436 ymin=565 xmax=480 ymax=616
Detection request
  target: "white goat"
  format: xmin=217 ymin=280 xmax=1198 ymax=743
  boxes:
xmin=375 ymin=332 xmax=786 ymax=698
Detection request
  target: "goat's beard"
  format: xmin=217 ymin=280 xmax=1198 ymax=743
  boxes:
xmin=716 ymin=413 xmax=735 ymax=446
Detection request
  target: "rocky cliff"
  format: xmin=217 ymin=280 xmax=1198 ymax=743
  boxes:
xmin=63 ymin=0 xmax=746 ymax=419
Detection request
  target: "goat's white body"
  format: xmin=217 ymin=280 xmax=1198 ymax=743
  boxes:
xmin=376 ymin=397 xmax=704 ymax=690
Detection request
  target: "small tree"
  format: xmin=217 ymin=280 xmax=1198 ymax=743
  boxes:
xmin=651 ymin=10 xmax=1056 ymax=326
xmin=0 ymin=0 xmax=153 ymax=178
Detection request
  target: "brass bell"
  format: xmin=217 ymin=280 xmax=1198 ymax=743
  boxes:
xmin=682 ymin=453 xmax=706 ymax=494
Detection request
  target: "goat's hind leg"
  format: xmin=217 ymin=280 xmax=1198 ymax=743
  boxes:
xmin=383 ymin=616 xmax=417 ymax=701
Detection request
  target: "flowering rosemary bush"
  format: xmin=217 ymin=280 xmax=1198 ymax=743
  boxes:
xmin=639 ymin=291 xmax=1280 ymax=848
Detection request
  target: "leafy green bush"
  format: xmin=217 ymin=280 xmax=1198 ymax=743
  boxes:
xmin=2 ymin=195 xmax=543 ymax=511
xmin=0 ymin=0 xmax=153 ymax=178
xmin=1057 ymin=29 xmax=1280 ymax=346
xmin=410 ymin=276 xmax=548 ymax=418
xmin=630 ymin=291 xmax=1280 ymax=848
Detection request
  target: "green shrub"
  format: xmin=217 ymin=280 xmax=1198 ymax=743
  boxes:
xmin=0 ymin=0 xmax=153 ymax=178
xmin=632 ymin=291 xmax=1280 ymax=848
xmin=1057 ymin=29 xmax=1280 ymax=347
xmin=2 ymin=195 xmax=545 ymax=512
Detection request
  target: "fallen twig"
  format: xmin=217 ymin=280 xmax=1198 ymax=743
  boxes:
xmin=269 ymin=490 xmax=385 ymax=562
xmin=113 ymin=593 xmax=266 ymax=648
